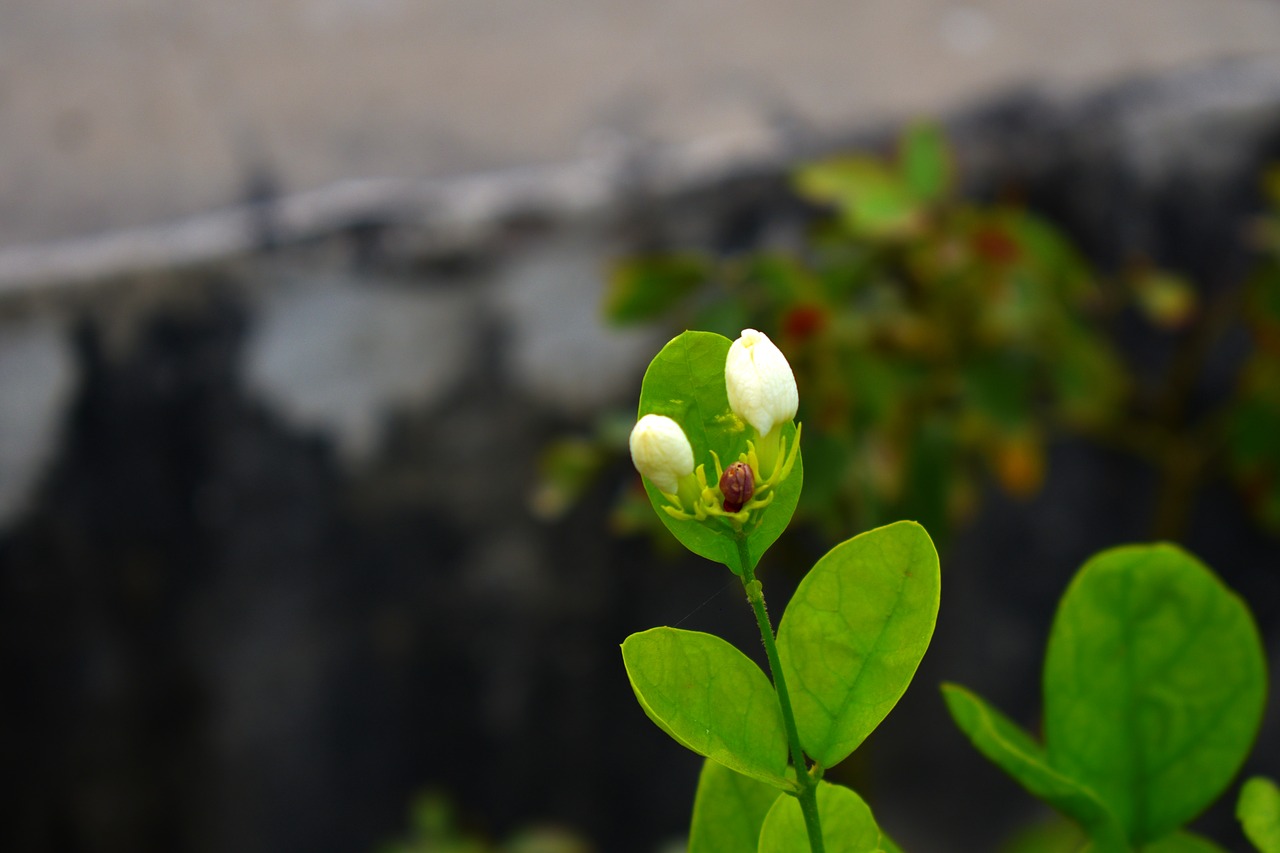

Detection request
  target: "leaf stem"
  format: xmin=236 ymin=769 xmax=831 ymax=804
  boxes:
xmin=736 ymin=535 xmax=825 ymax=853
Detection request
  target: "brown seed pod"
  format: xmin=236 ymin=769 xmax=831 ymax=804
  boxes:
xmin=719 ymin=461 xmax=755 ymax=513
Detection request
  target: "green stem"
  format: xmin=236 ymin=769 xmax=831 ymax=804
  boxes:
xmin=736 ymin=535 xmax=825 ymax=853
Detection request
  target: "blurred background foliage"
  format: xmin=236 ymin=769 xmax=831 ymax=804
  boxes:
xmin=536 ymin=125 xmax=1280 ymax=550
xmin=381 ymin=792 xmax=592 ymax=853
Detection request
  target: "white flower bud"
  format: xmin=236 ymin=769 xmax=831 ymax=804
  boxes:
xmin=725 ymin=329 xmax=798 ymax=436
xmin=629 ymin=414 xmax=695 ymax=494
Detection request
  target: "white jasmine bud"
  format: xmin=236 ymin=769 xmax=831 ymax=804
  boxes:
xmin=629 ymin=414 xmax=695 ymax=494
xmin=725 ymin=329 xmax=799 ymax=437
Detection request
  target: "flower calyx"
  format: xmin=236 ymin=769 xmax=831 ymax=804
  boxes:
xmin=655 ymin=425 xmax=801 ymax=530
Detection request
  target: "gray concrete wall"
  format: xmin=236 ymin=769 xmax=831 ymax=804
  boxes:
xmin=4 ymin=0 xmax=1280 ymax=248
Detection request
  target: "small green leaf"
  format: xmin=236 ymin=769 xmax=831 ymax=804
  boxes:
xmin=793 ymin=157 xmax=922 ymax=239
xmin=899 ymin=122 xmax=953 ymax=202
xmin=1238 ymin=777 xmax=1280 ymax=853
xmin=605 ymin=255 xmax=709 ymax=326
xmin=689 ymin=758 xmax=783 ymax=853
xmin=776 ymin=521 xmax=940 ymax=768
xmin=1044 ymin=544 xmax=1268 ymax=845
xmin=941 ymin=683 xmax=1129 ymax=852
xmin=757 ymin=782 xmax=883 ymax=853
xmin=1129 ymin=268 xmax=1197 ymax=330
xmin=621 ymin=627 xmax=792 ymax=788
xmin=637 ymin=331 xmax=803 ymax=573
xmin=998 ymin=816 xmax=1086 ymax=853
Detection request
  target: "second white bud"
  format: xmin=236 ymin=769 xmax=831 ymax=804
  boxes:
xmin=725 ymin=328 xmax=798 ymax=437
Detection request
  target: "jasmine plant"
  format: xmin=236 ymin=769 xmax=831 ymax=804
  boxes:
xmin=621 ymin=328 xmax=941 ymax=853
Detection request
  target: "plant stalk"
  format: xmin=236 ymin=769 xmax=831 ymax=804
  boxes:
xmin=736 ymin=535 xmax=825 ymax=853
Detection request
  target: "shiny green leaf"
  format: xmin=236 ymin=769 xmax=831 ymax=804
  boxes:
xmin=777 ymin=521 xmax=940 ymax=768
xmin=621 ymin=627 xmax=792 ymax=789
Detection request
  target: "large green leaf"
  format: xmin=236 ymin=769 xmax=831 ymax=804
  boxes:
xmin=621 ymin=627 xmax=792 ymax=789
xmin=1238 ymin=777 xmax=1280 ymax=853
xmin=637 ymin=331 xmax=803 ymax=573
xmin=689 ymin=758 xmax=783 ymax=853
xmin=941 ymin=683 xmax=1130 ymax=853
xmin=1044 ymin=544 xmax=1268 ymax=845
xmin=757 ymin=782 xmax=883 ymax=853
xmin=776 ymin=521 xmax=940 ymax=768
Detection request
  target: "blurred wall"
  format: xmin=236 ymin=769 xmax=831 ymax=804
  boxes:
xmin=3 ymin=0 xmax=1280 ymax=247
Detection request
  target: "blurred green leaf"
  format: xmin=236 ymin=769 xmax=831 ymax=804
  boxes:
xmin=1044 ymin=544 xmax=1268 ymax=845
xmin=941 ymin=683 xmax=1129 ymax=852
xmin=1263 ymin=165 xmax=1280 ymax=208
xmin=794 ymin=157 xmax=922 ymax=239
xmin=963 ymin=354 xmax=1036 ymax=429
xmin=621 ymin=627 xmax=793 ymax=789
xmin=502 ymin=828 xmax=591 ymax=853
xmin=1003 ymin=210 xmax=1094 ymax=298
xmin=997 ymin=816 xmax=1087 ymax=853
xmin=689 ymin=758 xmax=782 ymax=853
xmin=757 ymin=782 xmax=883 ymax=853
xmin=1238 ymin=777 xmax=1280 ymax=853
xmin=777 ymin=521 xmax=940 ymax=768
xmin=899 ymin=122 xmax=953 ymax=202
xmin=1129 ymin=268 xmax=1197 ymax=329
xmin=530 ymin=438 xmax=604 ymax=520
xmin=605 ymin=254 xmax=709 ymax=325
xmin=1140 ymin=832 xmax=1229 ymax=852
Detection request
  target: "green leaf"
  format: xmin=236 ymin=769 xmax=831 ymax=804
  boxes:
xmin=689 ymin=758 xmax=783 ymax=853
xmin=1043 ymin=544 xmax=1268 ymax=845
xmin=637 ymin=331 xmax=803 ymax=573
xmin=1139 ymin=831 xmax=1228 ymax=852
xmin=941 ymin=683 xmax=1130 ymax=852
xmin=998 ymin=816 xmax=1086 ymax=853
xmin=793 ymin=157 xmax=922 ymax=239
xmin=604 ymin=254 xmax=708 ymax=325
xmin=1238 ymin=777 xmax=1280 ymax=853
xmin=899 ymin=123 xmax=953 ymax=202
xmin=621 ymin=627 xmax=792 ymax=789
xmin=757 ymin=782 xmax=883 ymax=853
xmin=775 ymin=521 xmax=940 ymax=768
